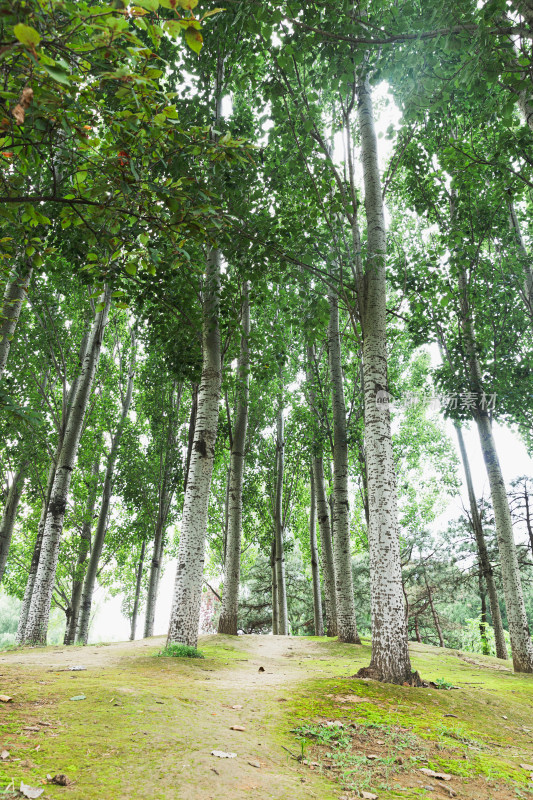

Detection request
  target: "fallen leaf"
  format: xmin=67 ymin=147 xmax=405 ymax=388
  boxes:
xmin=19 ymin=782 xmax=43 ymax=799
xmin=23 ymin=727 xmax=40 ymax=732
xmin=231 ymin=705 xmax=243 ymax=710
xmin=19 ymin=759 xmax=35 ymax=768
xmin=230 ymin=725 xmax=246 ymax=732
xmin=211 ymin=751 xmax=237 ymax=759
xmin=36 ymin=721 xmax=51 ymax=727
xmin=324 ymin=720 xmax=344 ymax=728
xmin=49 ymin=774 xmax=70 ymax=786
xmin=248 ymin=760 xmax=261 ymax=768
xmin=70 ymin=694 xmax=86 ymax=701
xmin=420 ymin=767 xmax=452 ymax=781
xmin=362 ymin=792 xmax=378 ymax=799
xmin=366 ymin=753 xmax=379 ymax=760
xmin=69 ymin=666 xmax=86 ymax=671
xmin=520 ymin=764 xmax=533 ymax=771
xmin=0 ymin=695 xmax=12 ymax=702
xmin=1 ymin=750 xmax=9 ymax=760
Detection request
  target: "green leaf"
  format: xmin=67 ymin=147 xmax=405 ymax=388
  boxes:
xmin=13 ymin=23 xmax=41 ymax=47
xmin=43 ymin=65 xmax=70 ymax=85
xmin=184 ymin=26 xmax=203 ymax=54
xmin=134 ymin=0 xmax=159 ymax=8
xmin=177 ymin=0 xmax=199 ymax=8
xmin=125 ymin=263 xmax=137 ymax=276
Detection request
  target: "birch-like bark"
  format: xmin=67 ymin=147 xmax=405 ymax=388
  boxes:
xmin=22 ymin=290 xmax=111 ymax=645
xmin=312 ymin=457 xmax=337 ymax=637
xmin=271 ymin=538 xmax=279 ymax=634
xmin=328 ymin=288 xmax=360 ymax=644
xmin=130 ymin=540 xmax=146 ymax=641
xmin=309 ymin=467 xmax=324 ymax=636
xmin=0 ymin=463 xmax=27 ymax=582
xmin=454 ymin=423 xmax=508 ymax=660
xmin=77 ymin=336 xmax=136 ymax=644
xmin=357 ymin=76 xmax=414 ymax=682
xmin=64 ymin=442 xmax=101 ymax=645
xmin=218 ymin=281 xmax=250 ymax=635
xmin=456 ymin=250 xmax=533 ymax=672
xmin=166 ymin=249 xmax=222 ymax=648
xmin=0 ymin=260 xmax=33 ymax=381
xmin=273 ymin=402 xmax=289 ymax=635
xmin=16 ymin=334 xmax=88 ymax=643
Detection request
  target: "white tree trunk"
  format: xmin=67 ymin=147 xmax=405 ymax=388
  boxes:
xmin=0 ymin=261 xmax=32 ymax=380
xmin=0 ymin=463 xmax=27 ymax=582
xmin=273 ymin=402 xmax=289 ymax=635
xmin=357 ymin=76 xmax=415 ymax=683
xmin=312 ymin=457 xmax=337 ymax=637
xmin=309 ymin=467 xmax=324 ymax=636
xmin=328 ymin=289 xmax=360 ymax=644
xmin=130 ymin=540 xmax=146 ymax=641
xmin=455 ymin=222 xmax=533 ymax=672
xmin=454 ymin=423 xmax=508 ymax=660
xmin=144 ymin=489 xmax=172 ymax=638
xmin=22 ymin=290 xmax=111 ymax=646
xmin=64 ymin=442 xmax=101 ymax=645
xmin=270 ymin=538 xmax=279 ymax=634
xmin=218 ymin=282 xmax=250 ymax=635
xmin=77 ymin=337 xmax=136 ymax=644
xmin=166 ymin=248 xmax=222 ymax=648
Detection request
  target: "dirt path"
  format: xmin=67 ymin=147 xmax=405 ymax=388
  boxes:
xmin=0 ymin=635 xmax=340 ymax=800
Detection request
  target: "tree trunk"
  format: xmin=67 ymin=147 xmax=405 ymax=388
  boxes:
xmin=16 ymin=333 xmax=89 ymax=643
xmin=130 ymin=540 xmax=146 ymax=641
xmin=312 ymin=457 xmax=338 ymax=637
xmin=414 ymin=615 xmax=422 ymax=643
xmin=270 ymin=538 xmax=278 ymax=634
xmin=507 ymin=198 xmax=533 ymax=329
xmin=77 ymin=334 xmax=136 ymax=645
xmin=309 ymin=467 xmax=324 ymax=636
xmin=144 ymin=383 xmax=182 ymax=638
xmin=0 ymin=463 xmax=27 ymax=582
xmin=22 ymin=290 xmax=111 ymax=646
xmin=328 ymin=287 xmax=360 ymax=645
xmin=356 ymin=76 xmax=415 ymax=683
xmin=0 ymin=260 xmax=33 ymax=380
xmin=425 ymin=578 xmax=444 ymax=647
xmin=218 ymin=282 xmax=250 ymax=635
xmin=479 ymin=569 xmax=490 ymax=655
xmin=454 ymin=423 xmax=508 ymax=659
xmin=273 ymin=402 xmax=289 ymax=635
xmin=166 ymin=249 xmax=222 ymax=648
xmin=306 ymin=345 xmax=338 ymax=637
xmin=64 ymin=442 xmax=101 ymax=645
xmin=455 ymin=251 xmax=533 ymax=672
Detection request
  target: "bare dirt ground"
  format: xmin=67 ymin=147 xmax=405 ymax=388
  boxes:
xmin=0 ymin=634 xmax=340 ymax=800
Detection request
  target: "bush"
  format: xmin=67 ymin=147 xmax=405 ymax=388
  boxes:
xmin=157 ymin=643 xmax=204 ymax=659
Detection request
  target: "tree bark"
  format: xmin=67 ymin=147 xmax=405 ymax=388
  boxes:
xmin=454 ymin=423 xmax=508 ymax=659
xmin=306 ymin=345 xmax=338 ymax=637
xmin=77 ymin=333 xmax=136 ymax=645
xmin=309 ymin=467 xmax=324 ymax=636
xmin=270 ymin=538 xmax=279 ymax=634
xmin=356 ymin=76 xmax=414 ymax=683
xmin=273 ymin=402 xmax=289 ymax=635
xmin=130 ymin=540 xmax=146 ymax=641
xmin=166 ymin=249 xmax=222 ymax=648
xmin=0 ymin=260 xmax=33 ymax=381
xmin=22 ymin=290 xmax=111 ymax=646
xmin=313 ymin=458 xmax=337 ymax=637
xmin=0 ymin=463 xmax=27 ymax=582
xmin=425 ymin=578 xmax=444 ymax=647
xmin=455 ymin=240 xmax=533 ymax=671
xmin=64 ymin=441 xmax=101 ymax=645
xmin=218 ymin=281 xmax=250 ymax=635
xmin=328 ymin=287 xmax=360 ymax=644
xmin=507 ymin=198 xmax=533 ymax=329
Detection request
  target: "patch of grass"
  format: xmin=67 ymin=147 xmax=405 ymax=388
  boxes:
xmin=156 ymin=643 xmax=204 ymax=659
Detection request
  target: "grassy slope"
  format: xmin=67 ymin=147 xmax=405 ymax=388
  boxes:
xmin=0 ymin=636 xmax=531 ymax=800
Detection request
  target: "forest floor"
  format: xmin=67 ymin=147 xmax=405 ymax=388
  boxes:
xmin=0 ymin=635 xmax=532 ymax=800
